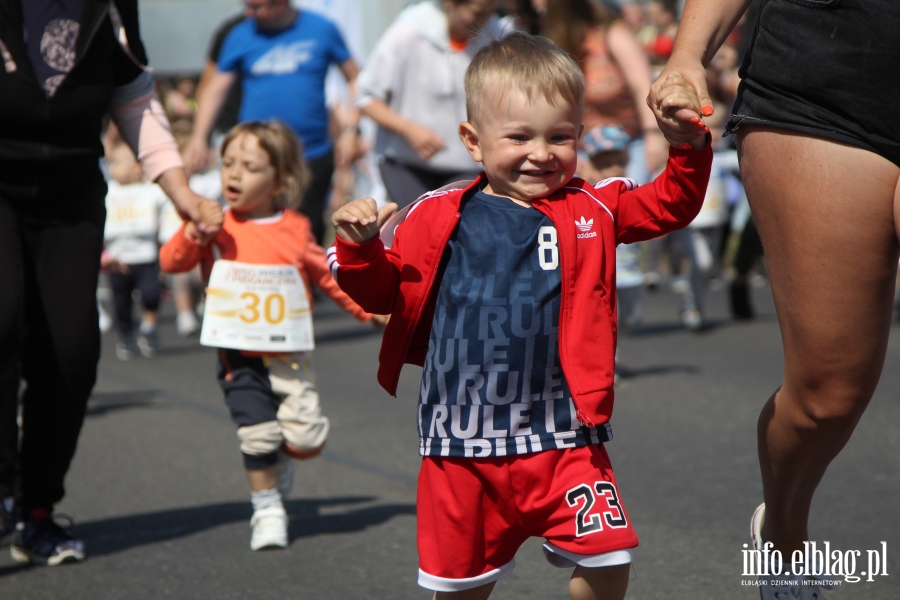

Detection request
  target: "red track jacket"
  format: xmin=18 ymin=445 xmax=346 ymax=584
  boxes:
xmin=331 ymin=144 xmax=711 ymax=427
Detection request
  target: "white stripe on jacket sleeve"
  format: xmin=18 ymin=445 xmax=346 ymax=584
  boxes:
xmin=326 ymin=246 xmax=339 ymax=281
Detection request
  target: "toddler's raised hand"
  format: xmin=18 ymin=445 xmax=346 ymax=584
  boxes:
xmin=650 ymin=72 xmax=709 ymax=150
xmin=332 ymin=198 xmax=398 ymax=244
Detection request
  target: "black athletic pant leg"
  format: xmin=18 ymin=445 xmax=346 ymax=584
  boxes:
xmin=299 ymin=151 xmax=335 ymax=246
xmin=110 ymin=262 xmax=163 ymax=335
xmin=0 ymin=197 xmax=24 ymax=501
xmin=135 ymin=262 xmax=162 ymax=312
xmin=15 ymin=191 xmax=105 ymax=512
xmin=109 ymin=268 xmax=136 ymax=335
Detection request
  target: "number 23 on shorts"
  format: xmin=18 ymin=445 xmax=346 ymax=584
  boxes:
xmin=566 ymin=481 xmax=628 ymax=537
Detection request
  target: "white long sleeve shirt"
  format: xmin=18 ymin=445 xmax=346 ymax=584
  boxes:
xmin=355 ymin=1 xmax=502 ymax=173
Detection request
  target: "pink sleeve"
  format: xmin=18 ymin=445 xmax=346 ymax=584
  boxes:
xmin=109 ymin=91 xmax=185 ymax=183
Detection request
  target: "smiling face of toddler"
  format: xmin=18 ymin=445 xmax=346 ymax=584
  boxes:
xmin=460 ymin=85 xmax=583 ymax=206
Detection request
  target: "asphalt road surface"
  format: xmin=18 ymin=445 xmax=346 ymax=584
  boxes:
xmin=1 ymin=280 xmax=898 ymax=599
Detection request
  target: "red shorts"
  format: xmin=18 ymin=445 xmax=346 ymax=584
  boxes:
xmin=417 ymin=444 xmax=639 ymax=592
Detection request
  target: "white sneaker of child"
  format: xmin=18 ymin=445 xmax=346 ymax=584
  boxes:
xmin=250 ymin=505 xmax=288 ymax=551
xmin=176 ymin=311 xmax=200 ymax=337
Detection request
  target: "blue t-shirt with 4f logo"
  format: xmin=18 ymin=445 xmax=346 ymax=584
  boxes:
xmin=217 ymin=10 xmax=350 ymax=160
xmin=418 ymin=190 xmax=611 ymax=458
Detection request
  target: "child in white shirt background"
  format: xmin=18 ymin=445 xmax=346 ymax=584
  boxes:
xmin=102 ymin=142 xmax=169 ymax=360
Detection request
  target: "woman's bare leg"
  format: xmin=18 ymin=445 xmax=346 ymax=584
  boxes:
xmin=737 ymin=127 xmax=900 ymax=556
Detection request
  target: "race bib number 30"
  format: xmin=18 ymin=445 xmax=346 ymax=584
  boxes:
xmin=200 ymin=260 xmax=314 ymax=352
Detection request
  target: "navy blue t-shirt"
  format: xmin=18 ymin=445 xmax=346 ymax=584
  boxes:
xmin=417 ymin=190 xmax=612 ymax=458
xmin=21 ymin=0 xmax=84 ymax=97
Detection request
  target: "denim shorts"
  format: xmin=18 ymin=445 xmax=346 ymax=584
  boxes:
xmin=726 ymin=0 xmax=900 ymax=166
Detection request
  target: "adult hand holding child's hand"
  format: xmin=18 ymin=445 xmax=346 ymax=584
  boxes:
xmin=332 ymin=198 xmax=398 ymax=244
xmin=183 ymin=222 xmax=202 ymax=245
xmin=196 ymin=197 xmax=225 ymax=246
xmin=157 ymin=168 xmax=224 ymax=243
xmin=196 ymin=197 xmax=225 ymax=235
xmin=648 ymin=71 xmax=711 ymax=150
xmin=179 ymin=197 xmax=223 ymax=246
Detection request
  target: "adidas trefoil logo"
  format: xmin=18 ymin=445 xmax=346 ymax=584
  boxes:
xmin=575 ymin=216 xmax=597 ymax=239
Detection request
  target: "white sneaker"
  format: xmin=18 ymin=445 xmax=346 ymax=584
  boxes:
xmin=176 ymin=311 xmax=200 ymax=337
xmin=751 ymin=503 xmax=830 ymax=600
xmin=276 ymin=451 xmax=294 ymax=500
xmin=681 ymin=309 xmax=704 ymax=331
xmin=250 ymin=505 xmax=288 ymax=551
xmin=644 ymin=271 xmax=662 ymax=291
xmin=670 ymin=275 xmax=690 ymax=294
xmin=750 ymin=502 xmax=765 ymax=551
xmin=98 ymin=302 xmax=113 ymax=334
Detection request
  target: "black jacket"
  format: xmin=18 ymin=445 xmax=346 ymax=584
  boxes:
xmin=0 ymin=0 xmax=147 ymax=200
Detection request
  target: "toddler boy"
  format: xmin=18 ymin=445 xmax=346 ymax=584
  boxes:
xmin=330 ymin=33 xmax=710 ymax=600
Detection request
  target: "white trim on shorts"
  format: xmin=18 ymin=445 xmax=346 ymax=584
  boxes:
xmin=542 ymin=542 xmax=634 ymax=569
xmin=418 ymin=559 xmax=515 ymax=592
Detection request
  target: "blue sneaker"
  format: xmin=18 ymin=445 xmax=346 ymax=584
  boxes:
xmin=11 ymin=512 xmax=85 ymax=566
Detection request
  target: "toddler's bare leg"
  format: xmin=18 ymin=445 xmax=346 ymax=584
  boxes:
xmin=432 ymin=581 xmax=495 ymax=600
xmin=245 ymin=466 xmax=278 ymax=492
xmin=569 ymin=564 xmax=629 ymax=600
xmin=174 ymin=290 xmax=194 ymax=315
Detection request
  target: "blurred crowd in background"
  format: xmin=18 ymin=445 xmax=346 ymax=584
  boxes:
xmin=99 ymin=0 xmax=765 ymax=361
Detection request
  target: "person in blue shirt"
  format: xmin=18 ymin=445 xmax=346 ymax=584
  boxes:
xmin=187 ymin=0 xmax=360 ymax=246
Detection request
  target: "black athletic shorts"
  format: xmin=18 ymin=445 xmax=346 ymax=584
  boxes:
xmin=726 ymin=0 xmax=900 ymax=166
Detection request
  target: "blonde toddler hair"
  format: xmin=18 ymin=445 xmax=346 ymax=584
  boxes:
xmin=220 ymin=120 xmax=311 ymax=210
xmin=464 ymin=32 xmax=585 ymax=124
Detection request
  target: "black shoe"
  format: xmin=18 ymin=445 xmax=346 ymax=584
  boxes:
xmin=729 ymin=281 xmax=755 ymax=320
xmin=11 ymin=513 xmax=85 ymax=566
xmin=0 ymin=498 xmax=13 ymax=539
